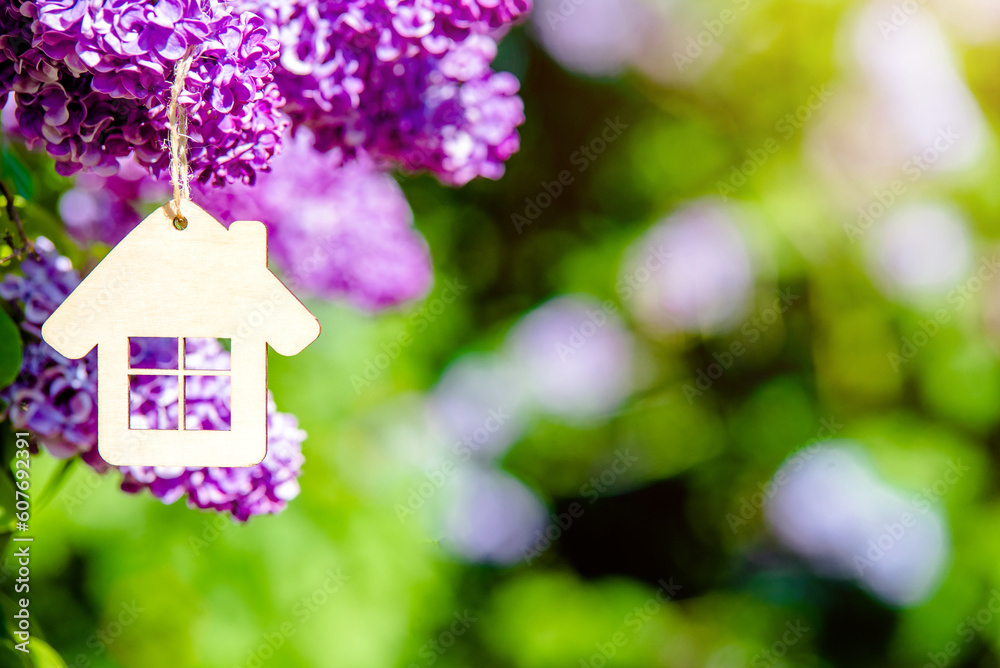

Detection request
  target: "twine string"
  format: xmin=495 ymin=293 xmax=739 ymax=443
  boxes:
xmin=167 ymin=47 xmax=195 ymax=229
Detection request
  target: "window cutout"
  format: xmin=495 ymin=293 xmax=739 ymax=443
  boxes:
xmin=184 ymin=338 xmax=231 ymax=371
xmin=129 ymin=337 xmax=178 ymax=369
xmin=129 ymin=375 xmax=179 ymax=429
xmin=184 ymin=376 xmax=232 ymax=431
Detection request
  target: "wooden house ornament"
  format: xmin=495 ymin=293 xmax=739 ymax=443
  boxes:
xmin=41 ymin=200 xmax=320 ymax=468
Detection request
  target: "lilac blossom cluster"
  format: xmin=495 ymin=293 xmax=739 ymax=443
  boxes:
xmin=1 ymin=0 xmax=530 ymax=186
xmin=0 ymin=0 xmax=286 ymax=184
xmin=58 ymin=155 xmax=171 ymax=246
xmin=121 ymin=387 xmax=306 ymax=522
xmin=0 ymin=237 xmax=306 ymax=520
xmin=239 ymin=0 xmax=527 ymax=184
xmin=194 ymin=130 xmax=433 ymax=309
xmin=0 ymin=238 xmax=99 ymax=463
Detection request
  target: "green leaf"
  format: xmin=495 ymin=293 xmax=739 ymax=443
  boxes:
xmin=0 ymin=471 xmax=18 ymax=533
xmin=0 ymin=144 xmax=34 ymax=200
xmin=0 ymin=308 xmax=22 ymax=390
xmin=0 ymin=592 xmax=22 ymax=642
xmin=36 ymin=459 xmax=77 ymax=511
xmin=17 ymin=201 xmax=85 ymax=269
xmin=0 ymin=640 xmax=31 ymax=668
xmin=0 ymin=591 xmax=46 ymax=645
xmin=28 ymin=638 xmax=66 ymax=668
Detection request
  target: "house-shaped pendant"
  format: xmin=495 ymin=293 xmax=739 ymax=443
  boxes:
xmin=41 ymin=201 xmax=320 ymax=468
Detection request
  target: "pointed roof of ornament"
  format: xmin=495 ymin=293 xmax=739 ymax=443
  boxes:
xmin=42 ymin=200 xmax=320 ymax=359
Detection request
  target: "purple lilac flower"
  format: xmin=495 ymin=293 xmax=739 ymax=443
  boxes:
xmin=766 ymin=442 xmax=949 ymax=607
xmin=0 ymin=0 xmax=286 ymax=184
xmin=621 ymin=199 xmax=754 ymax=336
xmin=1 ymin=95 xmax=18 ymax=136
xmin=425 ymin=353 xmax=530 ymax=460
xmin=242 ymin=0 xmax=527 ymax=185
xmin=443 ymin=464 xmax=547 ymax=565
xmin=378 ymin=36 xmax=525 ymax=185
xmin=0 ymin=238 xmax=307 ymax=520
xmin=505 ymin=295 xmax=635 ymax=421
xmin=59 ymin=156 xmax=171 ymax=246
xmin=0 ymin=238 xmax=99 ymax=462
xmin=532 ymin=0 xmax=644 ymax=78
xmin=2 ymin=0 xmax=529 ymax=186
xmin=863 ymin=201 xmax=972 ymax=304
xmin=195 ymin=130 xmax=433 ymax=309
xmin=122 ymin=392 xmax=306 ymax=522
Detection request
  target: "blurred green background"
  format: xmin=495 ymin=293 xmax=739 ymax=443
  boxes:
xmin=9 ymin=0 xmax=1000 ymax=666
